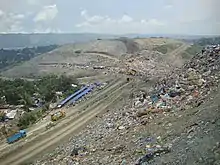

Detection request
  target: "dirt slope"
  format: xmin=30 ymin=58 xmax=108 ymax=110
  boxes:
xmin=1 ymin=38 xmax=188 ymax=79
xmin=0 ymin=77 xmax=133 ymax=165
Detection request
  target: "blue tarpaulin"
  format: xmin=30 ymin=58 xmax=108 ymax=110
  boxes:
xmin=58 ymin=85 xmax=88 ymax=107
xmin=69 ymin=84 xmax=95 ymax=105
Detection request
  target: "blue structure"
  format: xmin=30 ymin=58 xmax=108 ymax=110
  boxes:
xmin=57 ymin=85 xmax=88 ymax=108
xmin=150 ymin=94 xmax=159 ymax=104
xmin=69 ymin=84 xmax=96 ymax=105
xmin=7 ymin=130 xmax=27 ymax=144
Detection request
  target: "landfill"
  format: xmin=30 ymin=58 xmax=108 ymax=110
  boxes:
xmin=34 ymin=45 xmax=220 ymax=165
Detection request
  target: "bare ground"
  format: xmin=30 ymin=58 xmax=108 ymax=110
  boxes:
xmin=0 ymin=38 xmax=188 ymax=79
xmin=0 ymin=38 xmax=202 ymax=165
xmin=0 ymin=76 xmax=133 ymax=165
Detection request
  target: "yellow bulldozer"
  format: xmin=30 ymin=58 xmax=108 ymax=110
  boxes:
xmin=51 ymin=110 xmax=66 ymax=121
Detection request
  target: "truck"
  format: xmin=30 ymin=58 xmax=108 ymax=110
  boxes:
xmin=51 ymin=110 xmax=66 ymax=121
xmin=7 ymin=130 xmax=27 ymax=144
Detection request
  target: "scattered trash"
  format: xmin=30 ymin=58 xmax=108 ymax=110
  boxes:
xmin=34 ymin=43 xmax=220 ymax=165
xmin=70 ymin=146 xmax=88 ymax=157
xmin=135 ymin=145 xmax=171 ymax=165
xmin=136 ymin=45 xmax=220 ymax=119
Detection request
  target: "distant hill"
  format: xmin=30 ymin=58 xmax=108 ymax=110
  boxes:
xmin=0 ymin=33 xmax=117 ymax=49
xmin=193 ymin=37 xmax=220 ymax=46
xmin=1 ymin=33 xmax=219 ymax=49
xmin=0 ymin=45 xmax=58 ymax=71
xmin=0 ymin=38 xmax=190 ymax=79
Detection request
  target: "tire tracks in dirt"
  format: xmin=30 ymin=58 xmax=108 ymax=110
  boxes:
xmin=0 ymin=77 xmax=122 ymax=153
xmin=0 ymin=79 xmax=132 ymax=165
xmin=166 ymin=43 xmax=190 ymax=67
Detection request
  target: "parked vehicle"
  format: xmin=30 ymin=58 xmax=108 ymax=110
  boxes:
xmin=7 ymin=130 xmax=27 ymax=144
xmin=51 ymin=110 xmax=66 ymax=121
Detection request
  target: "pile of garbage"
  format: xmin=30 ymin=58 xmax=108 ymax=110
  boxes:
xmin=117 ymin=50 xmax=171 ymax=79
xmin=136 ymin=45 xmax=220 ymax=118
xmin=33 ymin=45 xmax=220 ymax=165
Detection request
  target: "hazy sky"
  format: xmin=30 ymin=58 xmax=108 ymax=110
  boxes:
xmin=0 ymin=0 xmax=219 ymax=34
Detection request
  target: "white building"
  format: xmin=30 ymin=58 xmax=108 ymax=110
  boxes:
xmin=5 ymin=110 xmax=17 ymax=119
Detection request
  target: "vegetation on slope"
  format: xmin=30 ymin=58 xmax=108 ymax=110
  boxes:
xmin=0 ymin=75 xmax=79 ymax=106
xmin=181 ymin=45 xmax=202 ymax=60
xmin=194 ymin=37 xmax=220 ymax=46
xmin=116 ymin=37 xmax=139 ymax=54
xmin=0 ymin=45 xmax=58 ymax=71
xmin=152 ymin=43 xmax=182 ymax=54
xmin=0 ymin=75 xmax=80 ymax=128
xmin=17 ymin=110 xmax=45 ymax=129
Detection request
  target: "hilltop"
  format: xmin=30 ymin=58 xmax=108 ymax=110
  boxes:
xmin=1 ymin=37 xmax=195 ymax=82
xmin=1 ymin=33 xmax=216 ymax=49
xmin=0 ymin=33 xmax=116 ymax=49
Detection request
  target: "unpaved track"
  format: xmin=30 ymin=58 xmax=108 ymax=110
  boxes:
xmin=166 ymin=43 xmax=190 ymax=67
xmin=0 ymin=79 xmax=132 ymax=165
xmin=169 ymin=43 xmax=190 ymax=57
xmin=86 ymin=52 xmax=120 ymax=62
xmin=0 ymin=77 xmax=123 ymax=152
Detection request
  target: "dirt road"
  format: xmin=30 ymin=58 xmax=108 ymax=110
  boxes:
xmin=166 ymin=43 xmax=190 ymax=67
xmin=0 ymin=78 xmax=132 ymax=165
xmin=0 ymin=77 xmax=121 ymax=152
xmin=86 ymin=52 xmax=120 ymax=62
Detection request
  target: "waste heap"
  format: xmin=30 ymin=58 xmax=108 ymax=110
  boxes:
xmin=137 ymin=45 xmax=220 ymax=116
xmin=134 ymin=44 xmax=220 ymax=164
xmin=118 ymin=50 xmax=171 ymax=80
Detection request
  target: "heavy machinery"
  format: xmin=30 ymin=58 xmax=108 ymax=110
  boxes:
xmin=7 ymin=130 xmax=27 ymax=144
xmin=127 ymin=69 xmax=137 ymax=76
xmin=51 ymin=110 xmax=66 ymax=121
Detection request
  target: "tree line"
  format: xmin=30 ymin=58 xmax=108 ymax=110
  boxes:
xmin=0 ymin=45 xmax=58 ymax=71
xmin=194 ymin=37 xmax=220 ymax=46
xmin=0 ymin=75 xmax=80 ymax=128
xmin=0 ymin=75 xmax=79 ymax=107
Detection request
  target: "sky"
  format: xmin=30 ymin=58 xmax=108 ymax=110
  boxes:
xmin=0 ymin=0 xmax=219 ymax=35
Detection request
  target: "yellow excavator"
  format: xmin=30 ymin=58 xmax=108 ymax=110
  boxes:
xmin=51 ymin=110 xmax=66 ymax=121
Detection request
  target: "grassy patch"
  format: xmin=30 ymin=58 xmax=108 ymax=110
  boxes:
xmin=185 ymin=45 xmax=202 ymax=55
xmin=181 ymin=45 xmax=202 ymax=60
xmin=153 ymin=43 xmax=182 ymax=54
xmin=17 ymin=110 xmax=45 ymax=129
